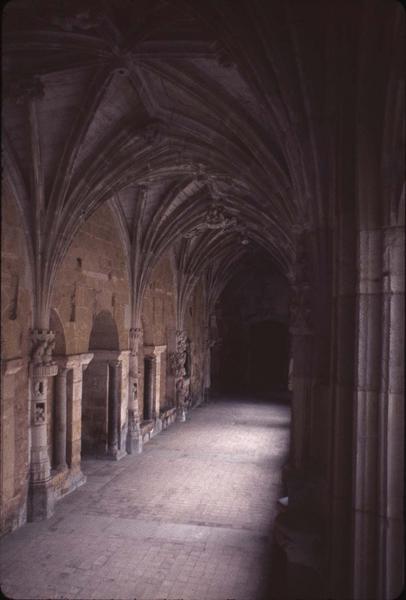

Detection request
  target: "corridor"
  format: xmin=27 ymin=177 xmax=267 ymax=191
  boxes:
xmin=0 ymin=397 xmax=290 ymax=600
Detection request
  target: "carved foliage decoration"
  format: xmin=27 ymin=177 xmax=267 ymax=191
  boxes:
xmin=170 ymin=329 xmax=188 ymax=378
xmin=31 ymin=329 xmax=56 ymax=366
xmin=184 ymin=204 xmax=239 ymax=239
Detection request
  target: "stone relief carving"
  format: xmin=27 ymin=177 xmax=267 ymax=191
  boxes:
xmin=170 ymin=330 xmax=188 ymax=378
xmin=170 ymin=330 xmax=191 ymax=419
xmin=184 ymin=204 xmax=238 ymax=239
xmin=128 ymin=380 xmax=140 ymax=434
xmin=31 ymin=330 xmax=56 ymax=366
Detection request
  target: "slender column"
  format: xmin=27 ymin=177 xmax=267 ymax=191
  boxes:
xmin=352 ymin=226 xmax=405 ymax=600
xmin=145 ymin=357 xmax=156 ymax=419
xmin=55 ymin=367 xmax=68 ymax=470
xmin=108 ymin=360 xmax=120 ymax=456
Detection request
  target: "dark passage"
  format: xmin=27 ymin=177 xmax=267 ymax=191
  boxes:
xmin=211 ymin=252 xmax=290 ymax=396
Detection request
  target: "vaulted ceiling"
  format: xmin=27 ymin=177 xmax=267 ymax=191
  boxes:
xmin=3 ymin=0 xmax=403 ymax=323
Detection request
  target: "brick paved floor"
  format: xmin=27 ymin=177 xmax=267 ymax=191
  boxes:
xmin=0 ymin=396 xmax=290 ymax=600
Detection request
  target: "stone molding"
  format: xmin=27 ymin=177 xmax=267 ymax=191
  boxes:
xmin=54 ymin=353 xmax=94 ymax=370
xmin=30 ymin=364 xmax=58 ymax=379
xmin=144 ymin=345 xmax=166 ymax=357
xmin=89 ymin=350 xmax=130 ymax=362
xmin=2 ymin=357 xmax=25 ymax=376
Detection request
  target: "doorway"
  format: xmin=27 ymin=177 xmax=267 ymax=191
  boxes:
xmin=143 ymin=357 xmax=154 ymax=421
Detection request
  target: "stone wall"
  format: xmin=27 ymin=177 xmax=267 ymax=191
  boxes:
xmin=1 ymin=191 xmax=33 ymax=534
xmin=141 ymin=253 xmax=176 ymax=414
xmin=51 ymin=203 xmax=131 ymax=355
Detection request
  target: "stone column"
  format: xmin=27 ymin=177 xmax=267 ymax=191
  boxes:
xmin=28 ymin=329 xmax=58 ymax=521
xmin=127 ymin=328 xmax=143 ymax=454
xmin=144 ymin=356 xmax=156 ymax=420
xmin=58 ymin=353 xmax=93 ymax=476
xmin=288 ymin=273 xmax=314 ymax=470
xmin=352 ymin=226 xmax=405 ymax=600
xmin=203 ymin=327 xmax=212 ymax=402
xmin=55 ymin=367 xmax=68 ymax=470
xmin=108 ymin=360 xmax=120 ymax=457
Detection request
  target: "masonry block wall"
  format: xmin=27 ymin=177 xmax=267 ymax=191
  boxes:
xmin=1 ymin=191 xmax=33 ymax=533
xmin=51 ymin=203 xmax=131 ymax=355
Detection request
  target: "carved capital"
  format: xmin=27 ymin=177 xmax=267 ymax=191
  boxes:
xmin=31 ymin=329 xmax=56 ymax=367
xmin=184 ymin=204 xmax=239 ymax=239
xmin=109 ymin=360 xmax=121 ymax=369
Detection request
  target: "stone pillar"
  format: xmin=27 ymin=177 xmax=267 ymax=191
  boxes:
xmin=288 ymin=250 xmax=314 ymax=470
xmin=142 ymin=356 xmax=154 ymax=420
xmin=64 ymin=353 xmax=93 ymax=475
xmin=108 ymin=360 xmax=120 ymax=457
xmin=352 ymin=226 xmax=405 ymax=600
xmin=55 ymin=367 xmax=68 ymax=470
xmin=127 ymin=328 xmax=143 ymax=454
xmin=28 ymin=329 xmax=58 ymax=521
xmin=143 ymin=345 xmax=167 ymax=429
xmin=203 ymin=327 xmax=213 ymax=402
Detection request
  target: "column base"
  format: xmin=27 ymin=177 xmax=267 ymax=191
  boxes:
xmin=50 ymin=466 xmax=87 ymax=500
xmin=154 ymin=417 xmax=163 ymax=434
xmin=28 ymin=479 xmax=55 ymax=522
xmin=106 ymin=446 xmax=127 ymax=461
xmin=177 ymin=407 xmax=187 ymax=422
xmin=126 ymin=430 xmax=143 ymax=454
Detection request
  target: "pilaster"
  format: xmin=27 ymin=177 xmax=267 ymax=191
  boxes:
xmin=28 ymin=329 xmax=58 ymax=521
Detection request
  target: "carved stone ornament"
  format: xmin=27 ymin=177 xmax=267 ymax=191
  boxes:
xmin=31 ymin=329 xmax=56 ymax=366
xmin=170 ymin=330 xmax=188 ymax=378
xmin=129 ymin=327 xmax=143 ymax=355
xmin=184 ymin=204 xmax=238 ymax=239
xmin=50 ymin=6 xmax=103 ymax=32
xmin=128 ymin=407 xmax=140 ymax=434
xmin=32 ymin=378 xmax=48 ymax=425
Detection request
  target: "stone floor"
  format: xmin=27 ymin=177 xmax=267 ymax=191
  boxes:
xmin=0 ymin=396 xmax=290 ymax=600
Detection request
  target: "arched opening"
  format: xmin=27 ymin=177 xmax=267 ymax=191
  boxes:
xmin=211 ymin=251 xmax=290 ymax=400
xmin=82 ymin=311 xmax=121 ymax=458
